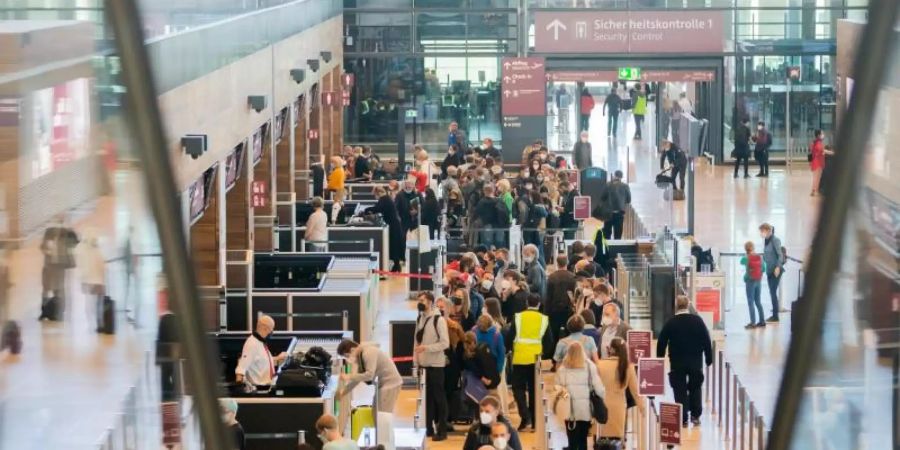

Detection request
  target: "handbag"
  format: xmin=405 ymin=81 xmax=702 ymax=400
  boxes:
xmin=463 ymin=370 xmax=489 ymax=403
xmin=625 ymin=387 xmax=636 ymax=409
xmin=586 ymin=365 xmax=608 ymax=424
xmin=807 ymin=153 xmax=813 ymax=162
xmin=551 ymin=384 xmax=571 ymax=422
xmin=594 ymin=437 xmax=623 ymax=450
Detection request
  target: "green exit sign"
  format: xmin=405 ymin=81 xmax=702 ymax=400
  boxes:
xmin=618 ymin=67 xmax=641 ymax=81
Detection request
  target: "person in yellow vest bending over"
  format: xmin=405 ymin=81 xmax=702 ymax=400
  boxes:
xmin=508 ymin=293 xmax=553 ymax=431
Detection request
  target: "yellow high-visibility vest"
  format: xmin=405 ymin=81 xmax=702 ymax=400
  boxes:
xmin=512 ymin=309 xmax=549 ymax=365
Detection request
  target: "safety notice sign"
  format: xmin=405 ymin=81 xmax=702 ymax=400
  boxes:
xmin=637 ymin=357 xmax=666 ymax=397
xmin=573 ymin=196 xmax=591 ymax=220
xmin=627 ymin=330 xmax=652 ymax=362
xmin=659 ymin=402 xmax=683 ymax=445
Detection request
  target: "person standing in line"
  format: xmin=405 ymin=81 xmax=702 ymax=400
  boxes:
xmin=521 ymin=245 xmax=546 ymax=298
xmin=304 ymin=196 xmax=328 ymax=252
xmin=554 ymin=341 xmax=605 ymax=450
xmin=603 ymin=82 xmax=622 ymax=138
xmin=579 ymin=88 xmax=595 ymax=131
xmin=572 ymin=131 xmax=593 ymax=170
xmin=336 ymin=339 xmax=403 ymax=414
xmin=759 ymin=223 xmax=785 ymax=322
xmin=598 ymin=302 xmax=631 ymax=358
xmin=315 ymin=414 xmax=360 ymax=450
xmin=600 ymin=170 xmax=631 ymax=239
xmin=448 ymin=121 xmax=468 ymax=149
xmin=421 ymin=188 xmax=440 ymax=240
xmin=462 ymin=396 xmax=523 ymax=450
xmin=414 ymin=291 xmax=450 ymax=441
xmin=752 ymin=121 xmax=772 ymax=177
xmin=670 ymin=99 xmax=683 ymax=144
xmin=733 ymin=117 xmax=752 ymax=178
xmin=508 ymin=294 xmax=553 ymax=431
xmin=808 ymin=129 xmax=833 ymax=196
xmin=474 ymin=184 xmax=501 ymax=249
xmin=39 ymin=215 xmax=79 ymax=321
xmin=545 ymin=255 xmax=577 ymax=346
xmin=740 ymin=241 xmax=767 ymax=329
xmin=596 ymin=337 xmax=644 ymax=441
xmin=632 ymin=85 xmax=647 ymax=140
xmin=656 ymin=295 xmax=713 ymax=427
xmin=365 ymin=187 xmax=405 ymax=272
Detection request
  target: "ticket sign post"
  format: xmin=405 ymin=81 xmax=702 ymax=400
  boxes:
xmin=637 ymin=357 xmax=666 ymax=397
xmin=627 ymin=330 xmax=652 ymax=362
xmin=573 ymin=196 xmax=591 ymax=220
xmin=659 ymin=402 xmax=683 ymax=445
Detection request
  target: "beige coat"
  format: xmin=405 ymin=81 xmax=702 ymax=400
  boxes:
xmin=596 ymin=359 xmax=644 ymax=439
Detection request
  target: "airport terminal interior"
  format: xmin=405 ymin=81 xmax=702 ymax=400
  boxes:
xmin=0 ymin=1 xmax=897 ymax=450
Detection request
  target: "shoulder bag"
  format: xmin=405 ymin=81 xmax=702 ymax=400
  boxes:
xmin=586 ymin=364 xmax=608 ymax=424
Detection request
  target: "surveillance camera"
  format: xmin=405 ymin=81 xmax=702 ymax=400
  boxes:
xmin=307 ymin=59 xmax=320 ymax=73
xmin=320 ymin=51 xmax=332 ymax=63
xmin=290 ymin=69 xmax=305 ymax=84
xmin=182 ymin=134 xmax=208 ymax=160
xmin=247 ymin=95 xmax=267 ymax=113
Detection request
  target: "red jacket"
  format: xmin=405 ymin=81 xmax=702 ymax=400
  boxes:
xmin=409 ymin=170 xmax=428 ymax=193
xmin=580 ymin=94 xmax=595 ymax=115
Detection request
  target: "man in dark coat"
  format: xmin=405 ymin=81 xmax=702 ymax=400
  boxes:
xmin=366 ymin=187 xmax=406 ymax=272
xmin=545 ymin=255 xmax=576 ymax=347
xmin=572 ymin=131 xmax=592 ymax=170
xmin=657 ymin=295 xmax=713 ymax=426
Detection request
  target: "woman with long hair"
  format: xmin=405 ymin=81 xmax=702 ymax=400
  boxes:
xmin=451 ymin=287 xmax=475 ymax=331
xmin=483 ymin=297 xmax=506 ymax=329
xmin=555 ymin=341 xmax=605 ymax=450
xmin=596 ymin=337 xmax=644 ymax=440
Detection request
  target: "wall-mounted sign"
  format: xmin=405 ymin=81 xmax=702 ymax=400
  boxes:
xmin=322 ymin=91 xmax=336 ymax=107
xmin=252 ymin=180 xmax=268 ymax=208
xmin=534 ymin=11 xmax=725 ymax=54
xmin=342 ymin=73 xmax=355 ymax=88
xmin=307 ymin=129 xmax=319 ymax=140
xmin=618 ymin=67 xmax=642 ymax=81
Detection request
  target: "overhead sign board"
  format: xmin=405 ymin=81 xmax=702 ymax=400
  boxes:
xmin=534 ymin=11 xmax=725 ymax=54
xmin=501 ymin=57 xmax=546 ymax=116
xmin=637 ymin=357 xmax=666 ymax=397
xmin=548 ymin=70 xmax=715 ymax=83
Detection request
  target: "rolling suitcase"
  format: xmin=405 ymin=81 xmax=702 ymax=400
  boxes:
xmin=350 ymin=405 xmax=374 ymax=440
xmin=1 ymin=321 xmax=22 ymax=354
xmin=40 ymin=296 xmax=60 ymax=321
xmin=99 ymin=296 xmax=115 ymax=334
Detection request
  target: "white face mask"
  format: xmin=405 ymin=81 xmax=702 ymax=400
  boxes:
xmin=493 ymin=437 xmax=509 ymax=449
xmin=601 ymin=316 xmax=614 ymax=326
xmin=593 ymin=298 xmax=603 ymax=306
xmin=479 ymin=411 xmax=495 ymax=425
xmin=481 ymin=280 xmax=493 ymax=290
xmin=318 ymin=432 xmax=330 ymax=443
xmin=523 ymin=255 xmax=534 ymax=264
xmin=525 ymin=184 xmax=533 ymax=190
xmin=757 ymin=126 xmax=763 ymax=131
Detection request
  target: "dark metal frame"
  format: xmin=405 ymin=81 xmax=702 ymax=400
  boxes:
xmin=766 ymin=1 xmax=899 ymax=449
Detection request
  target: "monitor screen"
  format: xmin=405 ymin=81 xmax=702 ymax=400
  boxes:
xmin=225 ymin=141 xmax=244 ymax=191
xmin=252 ymin=126 xmax=263 ymax=165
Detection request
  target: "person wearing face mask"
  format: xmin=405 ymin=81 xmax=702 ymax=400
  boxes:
xmin=336 ymin=339 xmax=403 ymax=414
xmin=479 ymin=137 xmax=502 ymax=161
xmin=219 ymin=399 xmax=245 ymax=450
xmin=572 ymin=130 xmax=593 ymax=170
xmin=462 ymin=396 xmax=523 ymax=450
xmin=558 ymin=181 xmax=577 ymax=239
xmin=751 ymin=121 xmax=772 ymax=177
xmin=596 ymin=338 xmax=644 ymax=442
xmin=326 ymin=156 xmax=346 ymax=202
xmin=500 ymin=271 xmax=528 ymax=324
xmin=413 ymin=291 xmax=450 ymax=441
xmin=477 ymin=273 xmax=500 ymax=301
xmin=589 ymin=283 xmax=624 ymax=324
xmin=521 ymin=244 xmax=546 ymax=298
xmin=235 ymin=315 xmax=287 ymax=386
xmin=490 ymin=421 xmax=517 ymax=450
xmin=492 ymin=249 xmax=510 ymax=277
xmin=598 ymin=302 xmax=631 ymax=358
xmin=315 ymin=414 xmax=359 ymax=450
xmin=394 ymin=179 xmax=419 ymax=235
xmin=441 ymin=165 xmax=461 ymax=203
xmin=435 ymin=296 xmax=468 ymax=425
xmin=759 ymin=223 xmax=785 ymax=322
xmin=364 ymin=187 xmax=405 ymax=272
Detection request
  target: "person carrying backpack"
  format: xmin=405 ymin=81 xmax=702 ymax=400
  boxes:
xmin=740 ymin=241 xmax=767 ymax=329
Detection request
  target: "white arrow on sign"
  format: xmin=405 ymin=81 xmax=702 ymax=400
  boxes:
xmin=503 ymin=61 xmax=511 ymax=69
xmin=546 ymin=19 xmax=567 ymax=41
xmin=503 ymin=90 xmax=511 ymax=98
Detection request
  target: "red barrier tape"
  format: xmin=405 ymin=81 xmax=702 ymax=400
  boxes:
xmin=391 ymin=356 xmax=414 ymax=362
xmin=373 ymin=270 xmax=433 ymax=280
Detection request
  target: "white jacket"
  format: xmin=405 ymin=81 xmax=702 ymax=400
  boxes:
xmin=555 ymin=361 xmax=606 ymax=421
xmin=75 ymin=242 xmax=106 ymax=286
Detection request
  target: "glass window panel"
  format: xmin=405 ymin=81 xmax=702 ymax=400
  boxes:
xmin=346 ymin=12 xmax=413 ymax=52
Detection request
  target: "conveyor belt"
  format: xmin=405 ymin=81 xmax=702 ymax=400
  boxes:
xmin=321 ymin=277 xmax=369 ymax=291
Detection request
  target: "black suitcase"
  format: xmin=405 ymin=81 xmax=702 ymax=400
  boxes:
xmin=1 ymin=321 xmax=22 ymax=354
xmin=99 ymin=296 xmax=115 ymax=334
xmin=275 ymin=368 xmax=325 ymax=397
xmin=41 ymin=296 xmax=60 ymax=321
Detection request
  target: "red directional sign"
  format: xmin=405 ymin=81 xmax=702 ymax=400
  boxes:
xmin=307 ymin=129 xmax=319 ymax=140
xmin=659 ymin=402 xmax=683 ymax=445
xmin=637 ymin=357 xmax=666 ymax=397
xmin=342 ymin=90 xmax=351 ymax=106
xmin=501 ymin=57 xmax=546 ymax=116
xmin=627 ymin=330 xmax=652 ymax=362
xmin=322 ymin=91 xmax=336 ymax=107
xmin=342 ymin=73 xmax=355 ymax=88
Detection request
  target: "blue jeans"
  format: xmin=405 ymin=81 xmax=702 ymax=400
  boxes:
xmin=745 ymin=279 xmax=764 ymax=324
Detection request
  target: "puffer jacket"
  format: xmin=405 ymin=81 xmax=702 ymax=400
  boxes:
xmin=555 ymin=361 xmax=605 ymax=421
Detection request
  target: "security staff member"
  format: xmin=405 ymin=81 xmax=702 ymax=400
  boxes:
xmin=337 ymin=339 xmax=403 ymax=413
xmin=235 ymin=315 xmax=287 ymax=386
xmin=508 ymin=294 xmax=552 ymax=431
xmin=414 ymin=291 xmax=450 ymax=441
xmin=659 ymin=139 xmax=688 ymax=192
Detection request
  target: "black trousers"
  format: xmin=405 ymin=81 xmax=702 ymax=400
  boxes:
xmin=733 ymin=150 xmax=750 ymax=177
xmin=669 ymin=369 xmax=704 ymax=421
xmin=766 ymin=271 xmax=782 ymax=314
xmin=756 ymin=150 xmax=769 ymax=175
xmin=565 ymin=420 xmax=591 ymax=450
xmin=671 ymin=164 xmax=686 ymax=191
xmin=511 ymin=364 xmax=536 ymax=425
xmin=633 ymin=114 xmax=644 ymax=138
xmin=602 ymin=210 xmax=625 ymax=240
xmin=425 ymin=367 xmax=449 ymax=436
xmin=580 ymin=114 xmax=590 ymax=131
xmin=607 ymin=112 xmax=619 ymax=136
xmin=548 ymin=311 xmax=571 ymax=349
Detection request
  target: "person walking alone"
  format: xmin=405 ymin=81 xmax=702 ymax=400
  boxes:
xmin=603 ymin=83 xmax=622 ymax=138
xmin=759 ymin=223 xmax=785 ymax=322
xmin=808 ymin=129 xmax=833 ymax=196
xmin=600 ymin=170 xmax=631 ymax=239
xmin=632 ymin=85 xmax=647 ymax=140
xmin=579 ymin=88 xmax=595 ymax=132
xmin=573 ymin=131 xmax=592 ymax=170
xmin=740 ymin=241 xmax=766 ymax=329
xmin=656 ymin=295 xmax=713 ymax=427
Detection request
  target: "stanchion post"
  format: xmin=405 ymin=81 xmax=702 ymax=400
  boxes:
xmin=738 ymin=386 xmax=746 ymax=450
xmin=731 ymin=376 xmax=738 ymax=449
xmin=748 ymin=402 xmax=755 ymax=450
xmin=724 ymin=362 xmax=730 ymax=434
xmin=718 ymin=350 xmax=724 ymax=420
xmin=757 ymin=416 xmax=765 ymax=450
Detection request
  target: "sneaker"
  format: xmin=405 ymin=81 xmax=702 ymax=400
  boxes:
xmin=766 ymin=315 xmax=780 ymax=323
xmin=517 ymin=420 xmax=532 ymax=432
xmin=744 ymin=174 xmax=750 ymax=178
xmin=691 ymin=417 xmax=701 ymax=426
xmin=432 ymin=434 xmax=447 ymax=442
xmin=755 ymin=173 xmax=764 ymax=177
xmin=744 ymin=323 xmax=756 ymax=329
xmin=682 ymin=420 xmax=689 ymax=427
xmin=756 ymin=322 xmax=766 ymax=328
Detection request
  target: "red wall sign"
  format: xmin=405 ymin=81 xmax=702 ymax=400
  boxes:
xmin=252 ymin=180 xmax=268 ymax=208
xmin=695 ymin=289 xmax=721 ymax=324
xmin=626 ymin=330 xmax=652 ymax=362
xmin=501 ymin=57 xmax=546 ymax=116
xmin=659 ymin=402 xmax=683 ymax=445
xmin=534 ymin=11 xmax=725 ymax=54
xmin=548 ymin=70 xmax=716 ymax=83
xmin=307 ymin=129 xmax=319 ymax=140
xmin=342 ymin=73 xmax=355 ymax=88
xmin=637 ymin=358 xmax=666 ymax=396
xmin=573 ymin=196 xmax=591 ymax=220
xmin=342 ymin=90 xmax=351 ymax=106
xmin=161 ymin=401 xmax=182 ymax=446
